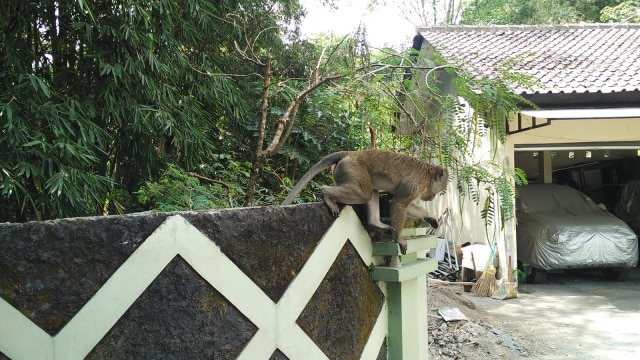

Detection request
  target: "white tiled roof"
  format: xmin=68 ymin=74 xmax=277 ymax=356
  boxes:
xmin=418 ymin=24 xmax=640 ymax=95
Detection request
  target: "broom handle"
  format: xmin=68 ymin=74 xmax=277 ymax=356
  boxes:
xmin=485 ymin=237 xmax=498 ymax=272
xmin=508 ymin=255 xmax=512 ymax=283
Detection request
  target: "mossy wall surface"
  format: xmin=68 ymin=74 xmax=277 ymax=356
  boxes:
xmin=0 ymin=203 xmax=387 ymax=359
xmin=297 ymin=242 xmax=385 ymax=360
xmin=87 ymin=257 xmax=257 ymax=359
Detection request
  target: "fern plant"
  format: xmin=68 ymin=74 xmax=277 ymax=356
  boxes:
xmin=396 ymin=53 xmax=534 ymax=232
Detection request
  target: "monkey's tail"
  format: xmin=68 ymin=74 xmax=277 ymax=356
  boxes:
xmin=282 ymin=151 xmax=347 ymax=205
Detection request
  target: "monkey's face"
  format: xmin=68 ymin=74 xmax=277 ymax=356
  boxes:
xmin=420 ymin=168 xmax=448 ymax=201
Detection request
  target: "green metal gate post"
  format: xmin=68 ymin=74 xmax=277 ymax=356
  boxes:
xmin=371 ymin=233 xmax=438 ymax=360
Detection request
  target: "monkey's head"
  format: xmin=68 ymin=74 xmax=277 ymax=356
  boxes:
xmin=420 ymin=167 xmax=448 ymax=201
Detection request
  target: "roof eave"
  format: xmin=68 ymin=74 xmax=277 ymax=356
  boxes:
xmin=521 ymin=90 xmax=640 ymax=109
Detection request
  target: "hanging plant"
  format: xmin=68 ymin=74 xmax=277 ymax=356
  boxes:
xmin=390 ymin=53 xmax=535 ymax=231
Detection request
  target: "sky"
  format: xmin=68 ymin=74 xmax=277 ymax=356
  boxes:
xmin=299 ymin=0 xmax=417 ymax=48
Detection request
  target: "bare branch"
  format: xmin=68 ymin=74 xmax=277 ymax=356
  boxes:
xmin=185 ymin=59 xmax=264 ymax=79
xmin=234 ymin=40 xmax=265 ymax=66
xmin=264 ymin=73 xmax=345 ymax=157
xmin=256 ymin=58 xmax=271 ymax=155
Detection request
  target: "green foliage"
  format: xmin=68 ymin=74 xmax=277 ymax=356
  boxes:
xmin=461 ymin=0 xmax=622 ymax=24
xmin=601 ymin=0 xmax=640 ymax=22
xmin=136 ymin=151 xmax=304 ymax=211
xmin=0 ymin=0 xmax=545 ymax=227
xmin=514 ymin=264 xmax=528 ymax=283
xmin=0 ymin=0 xmax=308 ymax=221
xmin=456 ymin=161 xmax=528 ymax=232
xmin=280 ymin=39 xmax=534 ymax=233
xmin=278 ymin=40 xmax=534 ymax=233
xmin=0 ymin=72 xmax=114 ymax=220
xmin=570 ymin=0 xmax=626 ymax=22
xmin=275 ymin=32 xmax=396 ymax=191
xmin=392 ymin=52 xmax=533 ymax=231
xmin=137 ymin=164 xmax=219 ymax=211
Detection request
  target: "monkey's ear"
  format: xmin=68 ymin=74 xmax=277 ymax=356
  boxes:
xmin=434 ymin=169 xmax=444 ymax=180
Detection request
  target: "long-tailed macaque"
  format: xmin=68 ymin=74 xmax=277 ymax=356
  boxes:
xmin=282 ymin=149 xmax=449 ymax=254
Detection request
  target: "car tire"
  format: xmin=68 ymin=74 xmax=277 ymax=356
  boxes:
xmin=602 ymin=268 xmax=629 ymax=281
xmin=526 ymin=267 xmax=547 ymax=284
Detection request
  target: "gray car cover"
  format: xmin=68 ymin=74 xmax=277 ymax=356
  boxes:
xmin=516 ymin=184 xmax=638 ymax=270
xmin=615 ymin=180 xmax=640 ymax=236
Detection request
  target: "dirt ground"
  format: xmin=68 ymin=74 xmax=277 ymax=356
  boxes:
xmin=426 ymin=267 xmax=640 ymax=360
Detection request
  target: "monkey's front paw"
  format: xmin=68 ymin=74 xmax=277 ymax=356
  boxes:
xmin=325 ymin=202 xmax=341 ymax=217
xmin=398 ymin=241 xmax=408 ymax=255
xmin=426 ymin=217 xmax=438 ymax=229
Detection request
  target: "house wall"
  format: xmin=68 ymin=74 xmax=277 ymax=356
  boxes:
xmin=423 ymin=126 xmax=513 ymax=280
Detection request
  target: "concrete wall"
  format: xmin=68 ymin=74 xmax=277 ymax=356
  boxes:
xmin=0 ymin=204 xmax=389 ymax=360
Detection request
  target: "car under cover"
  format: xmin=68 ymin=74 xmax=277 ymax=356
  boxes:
xmin=516 ymin=184 xmax=638 ymax=271
xmin=615 ymin=180 xmax=640 ymax=235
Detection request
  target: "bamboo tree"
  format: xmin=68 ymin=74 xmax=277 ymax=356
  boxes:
xmin=0 ymin=0 xmax=307 ymax=221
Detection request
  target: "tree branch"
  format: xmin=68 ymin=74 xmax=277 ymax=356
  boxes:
xmin=263 ymin=72 xmax=344 ymax=157
xmin=256 ymin=58 xmax=271 ymax=155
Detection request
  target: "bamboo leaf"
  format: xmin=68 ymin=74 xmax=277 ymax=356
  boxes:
xmin=37 ymin=77 xmax=50 ymax=98
xmin=22 ymin=140 xmax=42 ymax=147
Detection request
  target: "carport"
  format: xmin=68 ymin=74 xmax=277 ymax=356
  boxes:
xmin=507 ymin=107 xmax=640 ymax=209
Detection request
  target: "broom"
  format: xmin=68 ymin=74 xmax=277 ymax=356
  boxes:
xmin=471 ymin=238 xmax=498 ymax=297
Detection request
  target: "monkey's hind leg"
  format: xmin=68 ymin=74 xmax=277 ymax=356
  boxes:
xmin=366 ymin=190 xmax=394 ymax=233
xmin=320 ymin=186 xmax=342 ymax=217
xmin=389 ymin=202 xmax=410 ymax=255
xmin=322 ymin=157 xmax=373 ymax=217
xmin=321 ymin=183 xmax=372 ymax=218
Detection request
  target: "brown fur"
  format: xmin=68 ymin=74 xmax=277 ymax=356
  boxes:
xmin=282 ymin=149 xmax=449 ymax=254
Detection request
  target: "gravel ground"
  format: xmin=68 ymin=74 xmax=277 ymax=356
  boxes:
xmin=427 ymin=268 xmax=640 ymax=360
xmin=427 ymin=285 xmax=527 ymax=360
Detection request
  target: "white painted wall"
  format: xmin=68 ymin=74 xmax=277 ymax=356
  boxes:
xmin=423 ymin=123 xmax=513 ymax=280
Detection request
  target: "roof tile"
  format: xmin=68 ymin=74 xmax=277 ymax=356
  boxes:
xmin=418 ymin=24 xmax=640 ymax=95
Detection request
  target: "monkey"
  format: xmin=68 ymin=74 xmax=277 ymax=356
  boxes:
xmin=282 ymin=149 xmax=449 ymax=254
